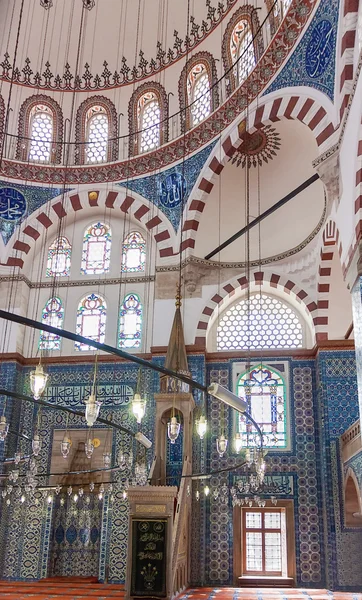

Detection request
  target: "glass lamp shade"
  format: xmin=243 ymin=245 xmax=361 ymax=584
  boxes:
xmin=132 ymin=393 xmax=146 ymax=424
xmin=60 ymin=435 xmax=71 ymax=458
xmin=0 ymin=415 xmax=9 ymax=441
xmin=103 ymin=452 xmax=111 ymax=468
xmin=30 ymin=364 xmax=49 ymax=400
xmin=216 ymin=434 xmax=228 ymax=457
xmin=204 ymin=485 xmax=210 ymax=497
xmin=14 ymin=452 xmax=21 ymax=465
xmin=85 ymin=439 xmax=94 ymax=458
xmin=167 ymin=416 xmax=181 ymax=444
xmin=84 ymin=393 xmax=102 ymax=427
xmin=234 ymin=433 xmax=243 ymax=453
xmin=12 ymin=470 xmax=19 ymax=483
xmin=196 ymin=415 xmax=207 ymax=440
xmin=32 ymin=433 xmax=41 ymax=456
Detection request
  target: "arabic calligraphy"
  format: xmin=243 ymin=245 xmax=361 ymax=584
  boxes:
xmin=159 ymin=172 xmax=187 ymax=209
xmin=43 ymin=383 xmax=133 ymax=407
xmin=305 ymin=19 xmax=334 ymax=79
xmin=0 ymin=187 xmax=27 ymax=222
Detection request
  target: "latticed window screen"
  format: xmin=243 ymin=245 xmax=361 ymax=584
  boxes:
xmin=46 ymin=236 xmax=71 ymax=277
xmin=187 ymin=64 xmax=211 ymax=126
xmin=217 ymin=294 xmax=303 ymax=350
xmin=121 ymin=231 xmax=146 ymax=273
xmin=138 ymin=92 xmax=160 ymax=153
xmin=237 ymin=365 xmax=287 ymax=448
xmin=29 ymin=105 xmax=53 ymax=162
xmin=243 ymin=509 xmax=282 ymax=575
xmin=118 ymin=293 xmax=142 ymax=349
xmin=81 ymin=222 xmax=111 ymax=275
xmin=75 ymin=293 xmax=107 ymax=351
xmin=230 ymin=19 xmax=255 ymax=85
xmin=39 ymin=297 xmax=64 ymax=350
xmin=85 ymin=106 xmax=109 ymax=163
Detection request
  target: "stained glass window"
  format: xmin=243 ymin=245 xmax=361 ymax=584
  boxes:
xmin=121 ymin=231 xmax=146 ymax=273
xmin=75 ymin=293 xmax=107 ymax=351
xmin=85 ymin=105 xmax=109 ymax=163
xmin=39 ymin=297 xmax=64 ymax=350
xmin=81 ymin=222 xmax=111 ymax=275
xmin=237 ymin=365 xmax=287 ymax=448
xmin=230 ymin=19 xmax=255 ymax=85
xmin=217 ymin=294 xmax=303 ymax=350
xmin=46 ymin=236 xmax=71 ymax=277
xmin=118 ymin=293 xmax=142 ymax=349
xmin=29 ymin=105 xmax=53 ymax=162
xmin=138 ymin=92 xmax=160 ymax=153
xmin=187 ymin=64 xmax=211 ymax=126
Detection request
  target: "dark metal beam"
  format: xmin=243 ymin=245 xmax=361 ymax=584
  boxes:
xmin=0 ymin=309 xmax=207 ymax=393
xmin=204 ymin=173 xmax=320 ymax=260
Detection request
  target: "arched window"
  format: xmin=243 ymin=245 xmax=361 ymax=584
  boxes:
xmin=39 ymin=297 xmax=64 ymax=350
xmin=118 ymin=293 xmax=142 ymax=349
xmin=75 ymin=96 xmax=118 ymax=164
xmin=230 ymin=20 xmax=255 ymax=86
xmin=16 ymin=95 xmax=63 ymax=163
xmin=236 ymin=364 xmax=287 ymax=448
xmin=138 ymin=92 xmax=160 ymax=153
xmin=188 ymin=64 xmax=211 ymax=127
xmin=28 ymin=105 xmax=53 ymax=162
xmin=266 ymin=0 xmax=292 ymax=35
xmin=222 ymin=7 xmax=263 ymax=94
xmin=75 ymin=293 xmax=107 ymax=351
xmin=128 ymin=82 xmax=168 ymax=156
xmin=121 ymin=231 xmax=146 ymax=273
xmin=81 ymin=222 xmax=111 ymax=275
xmin=217 ymin=294 xmax=303 ymax=350
xmin=46 ymin=236 xmax=72 ymax=277
xmin=179 ymin=52 xmax=218 ymax=133
xmin=85 ymin=105 xmax=109 ymax=163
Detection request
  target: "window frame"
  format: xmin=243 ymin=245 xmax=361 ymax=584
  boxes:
xmin=85 ymin=105 xmax=109 ymax=164
xmin=242 ymin=508 xmax=283 ymax=576
xmin=232 ymin=361 xmax=291 ymax=452
xmin=39 ymin=296 xmax=64 ymax=351
xmin=80 ymin=221 xmax=112 ymax=275
xmin=46 ymin=236 xmax=72 ymax=277
xmin=118 ymin=292 xmax=143 ymax=350
xmin=121 ymin=230 xmax=146 ymax=273
xmin=75 ymin=292 xmax=107 ymax=351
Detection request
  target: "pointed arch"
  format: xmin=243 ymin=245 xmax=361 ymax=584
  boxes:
xmin=6 ymin=189 xmax=175 ymax=269
xmin=16 ymin=94 xmax=63 ymax=163
xmin=194 ymin=271 xmax=317 ymax=347
xmin=222 ymin=5 xmax=263 ymax=95
xmin=344 ymin=467 xmax=362 ymax=527
xmin=75 ymin=95 xmax=118 ymax=164
xmin=128 ymin=82 xmax=168 ymax=157
xmin=75 ymin=292 xmax=107 ymax=350
xmin=39 ymin=296 xmax=64 ymax=350
xmin=178 ymin=51 xmax=219 ymax=133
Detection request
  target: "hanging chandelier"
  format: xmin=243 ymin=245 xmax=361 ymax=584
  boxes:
xmin=85 ymin=438 xmax=94 ymax=458
xmin=32 ymin=433 xmax=41 ymax=456
xmin=167 ymin=416 xmax=181 ymax=444
xmin=84 ymin=392 xmax=102 ymax=427
xmin=60 ymin=432 xmax=71 ymax=458
xmin=216 ymin=434 xmax=228 ymax=457
xmin=30 ymin=363 xmax=49 ymax=400
xmin=132 ymin=393 xmax=146 ymax=424
xmin=196 ymin=415 xmax=207 ymax=440
xmin=0 ymin=415 xmax=9 ymax=441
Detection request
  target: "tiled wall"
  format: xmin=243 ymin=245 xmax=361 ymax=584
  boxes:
xmin=0 ymin=350 xmax=361 ymax=591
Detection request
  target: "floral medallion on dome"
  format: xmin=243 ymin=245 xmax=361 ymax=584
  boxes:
xmin=230 ymin=125 xmax=281 ymax=169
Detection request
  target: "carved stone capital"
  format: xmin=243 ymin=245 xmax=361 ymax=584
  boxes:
xmin=315 ymin=150 xmax=341 ymax=207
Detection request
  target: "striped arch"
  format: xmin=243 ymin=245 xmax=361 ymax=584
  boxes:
xmin=339 ymin=0 xmax=360 ymax=120
xmin=194 ymin=270 xmax=320 ymax=346
xmin=5 ymin=189 xmax=175 ymax=269
xmin=345 ymin=117 xmax=362 ymax=276
xmin=182 ymin=92 xmax=335 ymax=252
xmin=316 ymin=220 xmax=343 ymax=341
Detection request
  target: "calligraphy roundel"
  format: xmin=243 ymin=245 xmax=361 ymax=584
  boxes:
xmin=159 ymin=172 xmax=187 ymax=210
xmin=305 ymin=19 xmax=334 ymax=79
xmin=0 ymin=187 xmax=27 ymax=222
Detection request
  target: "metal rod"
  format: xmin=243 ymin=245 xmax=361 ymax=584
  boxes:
xmin=0 ymin=309 xmax=207 ymax=393
xmin=205 ymin=173 xmax=320 ymax=260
